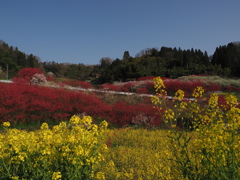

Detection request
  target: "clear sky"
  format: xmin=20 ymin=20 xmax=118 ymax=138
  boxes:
xmin=1 ymin=0 xmax=239 ymax=65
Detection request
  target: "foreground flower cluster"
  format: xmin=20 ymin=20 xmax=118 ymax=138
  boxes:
xmin=0 ymin=116 xmax=108 ymax=179
xmin=151 ymin=77 xmax=240 ymax=179
xmin=1 ymin=77 xmax=240 ymax=179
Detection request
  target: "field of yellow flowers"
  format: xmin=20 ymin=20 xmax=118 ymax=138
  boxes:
xmin=1 ymin=77 xmax=240 ymax=179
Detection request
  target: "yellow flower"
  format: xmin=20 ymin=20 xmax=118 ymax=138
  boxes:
xmin=40 ymin=122 xmax=49 ymax=130
xmin=99 ymin=120 xmax=108 ymax=130
xmin=11 ymin=176 xmax=19 ymax=180
xmin=192 ymin=86 xmax=204 ymax=98
xmin=208 ymin=93 xmax=218 ymax=108
xmin=52 ymin=171 xmax=62 ymax=180
xmin=164 ymin=109 xmax=175 ymax=120
xmin=174 ymin=89 xmax=185 ymax=101
xmin=225 ymin=94 xmax=238 ymax=108
xmin=69 ymin=115 xmax=80 ymax=125
xmin=3 ymin=122 xmax=10 ymax=127
xmin=179 ymin=102 xmax=187 ymax=109
xmin=151 ymin=96 xmax=161 ymax=105
xmin=96 ymin=172 xmax=106 ymax=180
xmin=153 ymin=77 xmax=166 ymax=95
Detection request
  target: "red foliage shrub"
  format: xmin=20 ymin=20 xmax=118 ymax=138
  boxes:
xmin=123 ymin=82 xmax=136 ymax=92
xmin=46 ymin=76 xmax=55 ymax=81
xmin=99 ymin=83 xmax=122 ymax=92
xmin=224 ymin=86 xmax=236 ymax=92
xmin=78 ymin=81 xmax=92 ymax=89
xmin=120 ymin=87 xmax=130 ymax=92
xmin=218 ymin=95 xmax=227 ymax=106
xmin=163 ymin=80 xmax=205 ymax=97
xmin=204 ymin=83 xmax=222 ymax=92
xmin=0 ymin=82 xmax=163 ymax=127
xmin=13 ymin=68 xmax=43 ymax=84
xmin=109 ymin=102 xmax=163 ymax=126
xmin=0 ymin=83 xmax=106 ymax=124
xmin=145 ymin=81 xmax=154 ymax=89
xmin=136 ymin=87 xmax=148 ymax=94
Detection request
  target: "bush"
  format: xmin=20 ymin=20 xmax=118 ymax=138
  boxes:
xmin=30 ymin=73 xmax=47 ymax=86
xmin=13 ymin=68 xmax=43 ymax=84
xmin=136 ymin=87 xmax=148 ymax=94
xmin=0 ymin=116 xmax=108 ymax=179
xmin=152 ymin=77 xmax=240 ymax=179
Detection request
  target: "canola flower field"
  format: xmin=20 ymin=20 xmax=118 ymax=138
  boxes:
xmin=1 ymin=77 xmax=240 ymax=179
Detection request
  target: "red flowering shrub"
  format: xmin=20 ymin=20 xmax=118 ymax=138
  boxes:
xmin=0 ymin=82 xmax=163 ymax=127
xmin=123 ymin=82 xmax=136 ymax=92
xmin=109 ymin=102 xmax=163 ymax=126
xmin=13 ymin=68 xmax=43 ymax=84
xmin=120 ymin=87 xmax=130 ymax=92
xmin=136 ymin=87 xmax=148 ymax=94
xmin=46 ymin=76 xmax=55 ymax=81
xmin=78 ymin=81 xmax=92 ymax=89
xmin=99 ymin=83 xmax=122 ymax=92
xmin=204 ymin=83 xmax=222 ymax=92
xmin=0 ymin=83 xmax=107 ymax=124
xmin=224 ymin=86 xmax=235 ymax=92
xmin=163 ymin=80 xmax=205 ymax=97
xmin=145 ymin=81 xmax=154 ymax=93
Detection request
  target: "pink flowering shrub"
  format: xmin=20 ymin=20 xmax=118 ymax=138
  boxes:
xmin=30 ymin=73 xmax=47 ymax=86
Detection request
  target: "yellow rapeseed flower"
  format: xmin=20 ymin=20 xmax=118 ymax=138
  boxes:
xmin=3 ymin=122 xmax=10 ymax=127
xmin=208 ymin=93 xmax=219 ymax=108
xmin=174 ymin=89 xmax=185 ymax=101
xmin=164 ymin=109 xmax=175 ymax=120
xmin=153 ymin=77 xmax=166 ymax=95
xmin=52 ymin=171 xmax=62 ymax=180
xmin=192 ymin=86 xmax=204 ymax=98
xmin=96 ymin=172 xmax=106 ymax=180
xmin=69 ymin=115 xmax=80 ymax=125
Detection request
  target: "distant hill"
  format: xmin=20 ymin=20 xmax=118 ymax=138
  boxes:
xmin=1 ymin=39 xmax=240 ymax=81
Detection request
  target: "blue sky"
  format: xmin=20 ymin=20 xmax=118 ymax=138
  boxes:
xmin=1 ymin=0 xmax=239 ymax=65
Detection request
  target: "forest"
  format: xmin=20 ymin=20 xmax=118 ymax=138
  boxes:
xmin=0 ymin=40 xmax=240 ymax=83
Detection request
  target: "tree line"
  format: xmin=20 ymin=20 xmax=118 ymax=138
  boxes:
xmin=0 ymin=40 xmax=240 ymax=82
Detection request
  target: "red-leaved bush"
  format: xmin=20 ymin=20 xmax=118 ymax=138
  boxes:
xmin=13 ymin=68 xmax=44 ymax=84
xmin=163 ymin=80 xmax=205 ymax=97
xmin=204 ymin=83 xmax=222 ymax=92
xmin=46 ymin=76 xmax=55 ymax=81
xmin=108 ymin=102 xmax=163 ymax=126
xmin=99 ymin=83 xmax=122 ymax=92
xmin=122 ymin=82 xmax=136 ymax=92
xmin=0 ymin=82 xmax=163 ymax=127
xmin=136 ymin=87 xmax=148 ymax=94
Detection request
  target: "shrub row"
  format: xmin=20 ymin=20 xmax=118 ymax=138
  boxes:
xmin=101 ymin=78 xmax=240 ymax=98
xmin=0 ymin=83 xmax=162 ymax=127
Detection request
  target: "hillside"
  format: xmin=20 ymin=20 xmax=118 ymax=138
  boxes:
xmin=1 ymin=40 xmax=240 ymax=82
